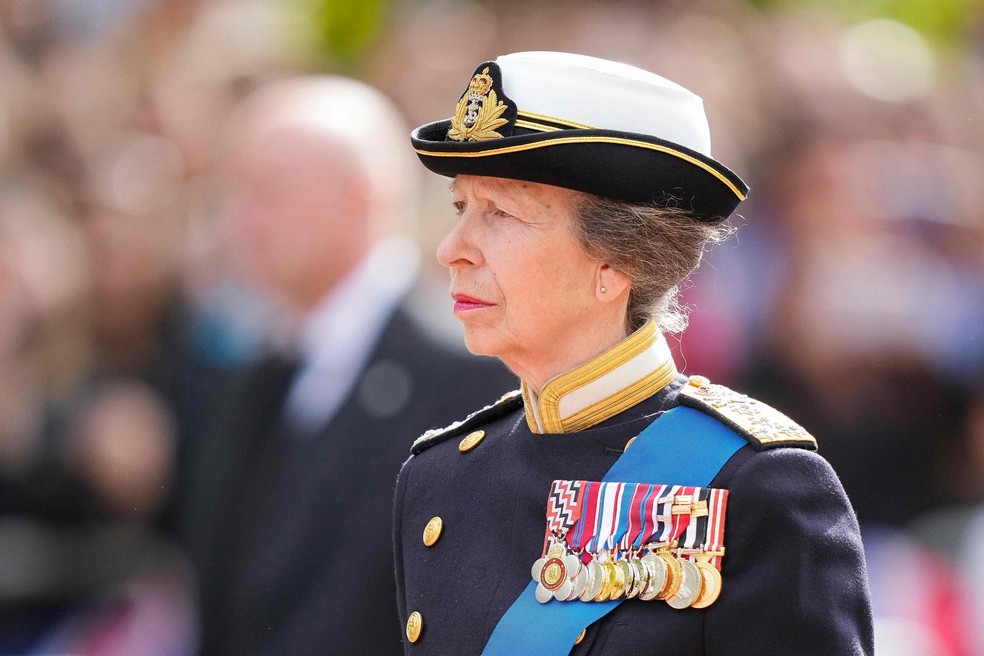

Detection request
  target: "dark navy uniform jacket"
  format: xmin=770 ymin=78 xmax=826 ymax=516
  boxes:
xmin=394 ymin=326 xmax=874 ymax=655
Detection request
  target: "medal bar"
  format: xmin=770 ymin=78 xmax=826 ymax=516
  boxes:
xmin=531 ymin=480 xmax=730 ymax=610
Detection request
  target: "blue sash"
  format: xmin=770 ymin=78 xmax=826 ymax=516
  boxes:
xmin=481 ymin=406 xmax=745 ymax=656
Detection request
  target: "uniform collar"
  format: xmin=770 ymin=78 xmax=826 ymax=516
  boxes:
xmin=521 ymin=321 xmax=677 ymax=434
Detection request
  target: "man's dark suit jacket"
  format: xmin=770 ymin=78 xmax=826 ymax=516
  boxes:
xmin=178 ymin=305 xmax=515 ymax=656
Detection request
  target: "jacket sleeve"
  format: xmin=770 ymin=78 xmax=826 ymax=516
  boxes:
xmin=705 ymin=447 xmax=875 ymax=655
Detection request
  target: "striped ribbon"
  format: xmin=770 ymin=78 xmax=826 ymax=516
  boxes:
xmin=587 ymin=482 xmax=625 ymax=553
xmin=542 ymin=480 xmax=586 ymax=555
xmin=555 ymin=482 xmax=723 ymax=556
xmin=704 ymin=488 xmax=730 ymax=569
xmin=650 ymin=485 xmax=678 ymax=545
xmin=665 ymin=487 xmax=694 ymax=546
xmin=567 ymin=482 xmax=600 ymax=553
xmin=622 ymin=483 xmax=660 ymax=551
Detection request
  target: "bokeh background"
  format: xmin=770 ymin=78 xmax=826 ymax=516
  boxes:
xmin=0 ymin=0 xmax=981 ymax=654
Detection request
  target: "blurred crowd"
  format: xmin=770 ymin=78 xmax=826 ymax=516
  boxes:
xmin=0 ymin=0 xmax=981 ymax=654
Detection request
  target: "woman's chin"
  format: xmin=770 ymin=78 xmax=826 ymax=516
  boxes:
xmin=461 ymin=336 xmax=493 ymax=358
xmin=460 ymin=329 xmax=504 ymax=359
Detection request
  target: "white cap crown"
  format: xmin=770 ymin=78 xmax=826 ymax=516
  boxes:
xmin=496 ymin=51 xmax=712 ymax=156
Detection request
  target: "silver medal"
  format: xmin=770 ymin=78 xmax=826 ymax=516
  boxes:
xmin=666 ymin=558 xmax=703 ymax=609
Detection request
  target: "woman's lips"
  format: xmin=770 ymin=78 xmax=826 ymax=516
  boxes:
xmin=452 ymin=293 xmax=494 ymax=312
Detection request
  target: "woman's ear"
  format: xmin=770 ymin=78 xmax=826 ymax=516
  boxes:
xmin=595 ymin=264 xmax=630 ymax=302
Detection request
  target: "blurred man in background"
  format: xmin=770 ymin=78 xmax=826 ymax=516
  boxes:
xmin=177 ymin=76 xmax=514 ymax=656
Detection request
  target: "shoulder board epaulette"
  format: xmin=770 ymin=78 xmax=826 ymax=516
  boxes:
xmin=676 ymin=377 xmax=817 ymax=451
xmin=411 ymin=390 xmax=523 ymax=455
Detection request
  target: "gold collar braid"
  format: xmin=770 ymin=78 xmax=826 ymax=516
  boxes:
xmin=522 ymin=321 xmax=677 ymax=434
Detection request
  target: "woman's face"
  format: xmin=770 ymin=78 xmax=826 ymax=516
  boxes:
xmin=438 ymin=175 xmax=605 ymax=375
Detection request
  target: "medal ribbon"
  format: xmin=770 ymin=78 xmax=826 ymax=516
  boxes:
xmin=704 ymin=488 xmax=730 ymax=569
xmin=620 ymin=483 xmax=657 ymax=551
xmin=631 ymin=483 xmax=665 ymax=548
xmin=676 ymin=486 xmax=705 ymax=551
xmin=648 ymin=485 xmax=679 ymax=545
xmin=667 ymin=487 xmax=693 ymax=547
xmin=607 ymin=482 xmax=635 ymax=551
xmin=566 ymin=481 xmax=602 ymax=554
xmin=545 ymin=480 xmax=585 ymax=537
xmin=542 ymin=480 xmax=586 ymax=555
xmin=587 ymin=481 xmax=625 ymax=553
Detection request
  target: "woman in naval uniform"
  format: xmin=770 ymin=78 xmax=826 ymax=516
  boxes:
xmin=394 ymin=52 xmax=873 ymax=655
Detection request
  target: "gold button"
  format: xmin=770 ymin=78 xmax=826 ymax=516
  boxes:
xmin=422 ymin=517 xmax=443 ymax=547
xmin=624 ymin=436 xmax=637 ymax=451
xmin=574 ymin=628 xmax=587 ymax=645
xmin=458 ymin=429 xmax=486 ymax=453
xmin=687 ymin=375 xmax=710 ymax=387
xmin=406 ymin=611 xmax=423 ymax=643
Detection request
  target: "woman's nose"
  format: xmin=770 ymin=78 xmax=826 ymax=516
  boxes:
xmin=436 ymin=214 xmax=480 ymax=269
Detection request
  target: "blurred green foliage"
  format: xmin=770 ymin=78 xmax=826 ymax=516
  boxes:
xmin=297 ymin=0 xmax=389 ymax=67
xmin=294 ymin=0 xmax=982 ymax=62
xmin=748 ymin=0 xmax=984 ymax=44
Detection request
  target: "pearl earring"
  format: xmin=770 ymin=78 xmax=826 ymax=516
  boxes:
xmin=600 ymin=286 xmax=607 ymax=294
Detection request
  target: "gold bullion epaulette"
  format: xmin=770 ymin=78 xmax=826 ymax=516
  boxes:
xmin=411 ymin=390 xmax=523 ymax=454
xmin=676 ymin=376 xmax=817 ymax=451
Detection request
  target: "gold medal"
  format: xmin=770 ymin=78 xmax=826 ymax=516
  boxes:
xmin=539 ymin=544 xmax=569 ymax=592
xmin=611 ymin=558 xmax=635 ymax=599
xmin=532 ymin=543 xmax=574 ymax=604
xmin=608 ymin=559 xmax=631 ymax=600
xmin=666 ymin=557 xmax=703 ymax=609
xmin=594 ymin=555 xmax=616 ymax=601
xmin=540 ymin=557 xmax=566 ymax=590
xmin=692 ymin=559 xmax=723 ymax=609
xmin=657 ymin=551 xmax=682 ymax=600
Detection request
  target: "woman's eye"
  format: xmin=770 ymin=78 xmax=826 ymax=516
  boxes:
xmin=452 ymin=201 xmax=466 ymax=215
xmin=493 ymin=207 xmax=513 ymax=218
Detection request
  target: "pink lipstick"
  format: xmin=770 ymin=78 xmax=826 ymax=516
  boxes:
xmin=452 ymin=293 xmax=493 ymax=312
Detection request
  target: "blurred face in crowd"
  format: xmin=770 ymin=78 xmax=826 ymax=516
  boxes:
xmin=71 ymin=381 xmax=175 ymax=518
xmin=438 ymin=175 xmax=628 ymax=389
xmin=223 ymin=124 xmax=372 ymax=310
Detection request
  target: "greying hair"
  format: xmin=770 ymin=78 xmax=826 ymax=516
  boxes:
xmin=571 ymin=193 xmax=734 ymax=334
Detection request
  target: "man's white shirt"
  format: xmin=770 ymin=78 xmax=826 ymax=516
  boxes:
xmin=282 ymin=238 xmax=420 ymax=435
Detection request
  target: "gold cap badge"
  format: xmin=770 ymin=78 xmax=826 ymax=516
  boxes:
xmin=448 ymin=67 xmax=510 ymax=142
